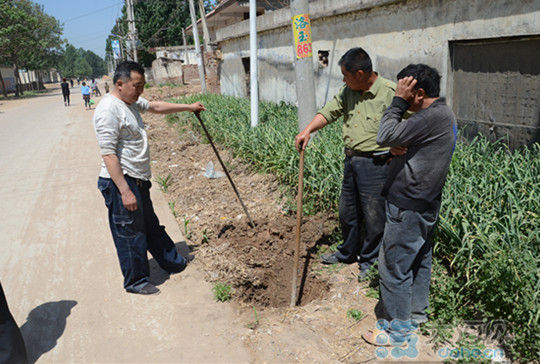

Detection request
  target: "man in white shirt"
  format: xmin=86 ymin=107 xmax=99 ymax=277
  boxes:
xmin=94 ymin=61 xmax=205 ymax=295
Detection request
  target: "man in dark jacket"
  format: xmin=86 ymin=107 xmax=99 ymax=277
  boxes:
xmin=363 ymin=64 xmax=457 ymax=346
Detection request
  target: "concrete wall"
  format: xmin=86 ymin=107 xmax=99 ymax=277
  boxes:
xmin=217 ymin=0 xmax=540 ymax=145
xmin=451 ymin=37 xmax=540 ymax=148
xmin=155 ymin=46 xmax=198 ymax=65
xmin=1 ymin=67 xmax=61 ymax=94
xmin=0 ymin=67 xmax=16 ymax=93
xmin=151 ymin=58 xmax=184 ymax=85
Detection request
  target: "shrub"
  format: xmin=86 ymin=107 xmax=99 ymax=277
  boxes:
xmin=213 ymin=282 xmax=232 ymax=302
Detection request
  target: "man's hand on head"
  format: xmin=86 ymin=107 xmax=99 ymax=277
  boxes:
xmin=395 ymin=76 xmax=417 ymax=104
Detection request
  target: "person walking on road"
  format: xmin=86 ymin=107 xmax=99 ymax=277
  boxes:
xmin=81 ymin=82 xmax=91 ymax=110
xmin=362 ymin=64 xmax=457 ymax=346
xmin=60 ymin=78 xmax=70 ymax=106
xmin=70 ymin=79 xmax=74 ymax=88
xmin=295 ymin=47 xmax=397 ymax=279
xmin=93 ymin=61 xmax=206 ymax=295
xmin=91 ymin=78 xmax=102 ymax=97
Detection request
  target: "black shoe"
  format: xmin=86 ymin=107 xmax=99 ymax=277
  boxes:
xmin=321 ymin=252 xmax=340 ymax=264
xmin=185 ymin=254 xmax=195 ymax=263
xmin=126 ymin=283 xmax=160 ymax=295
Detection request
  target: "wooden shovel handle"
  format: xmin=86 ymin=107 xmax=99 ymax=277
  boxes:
xmin=290 ymin=149 xmax=304 ymax=307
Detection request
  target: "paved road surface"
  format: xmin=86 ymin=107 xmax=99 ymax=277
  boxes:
xmin=0 ymin=86 xmax=250 ymax=362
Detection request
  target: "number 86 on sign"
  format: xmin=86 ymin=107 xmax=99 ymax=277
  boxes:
xmin=292 ymin=14 xmax=313 ymax=59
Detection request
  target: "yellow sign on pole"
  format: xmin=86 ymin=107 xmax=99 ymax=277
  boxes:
xmin=292 ymin=13 xmax=313 ymax=59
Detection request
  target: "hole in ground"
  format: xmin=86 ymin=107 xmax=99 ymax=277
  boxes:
xmin=210 ymin=213 xmax=332 ymax=307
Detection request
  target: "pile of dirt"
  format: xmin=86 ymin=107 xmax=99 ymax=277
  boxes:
xmin=202 ymin=214 xmax=331 ymax=307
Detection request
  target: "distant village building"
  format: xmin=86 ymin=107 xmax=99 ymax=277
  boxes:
xmin=0 ymin=66 xmax=60 ymax=93
xmin=186 ymin=0 xmax=287 ymax=44
xmin=153 ymin=45 xmax=198 ymax=65
xmin=203 ymin=0 xmax=539 ymax=148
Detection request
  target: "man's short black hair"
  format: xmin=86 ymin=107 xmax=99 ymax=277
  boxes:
xmin=338 ymin=47 xmax=372 ymax=73
xmin=397 ymin=64 xmax=441 ymax=97
xmin=113 ymin=61 xmax=145 ymax=84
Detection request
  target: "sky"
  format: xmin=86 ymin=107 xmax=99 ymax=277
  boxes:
xmin=33 ymin=0 xmax=125 ymax=59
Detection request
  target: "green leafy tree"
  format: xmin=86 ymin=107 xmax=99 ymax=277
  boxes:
xmin=0 ymin=0 xmax=40 ymax=96
xmin=20 ymin=3 xmax=63 ymax=87
xmin=58 ymin=44 xmax=106 ymax=79
xmin=73 ymin=56 xmax=92 ymax=79
xmin=84 ymin=50 xmax=106 ymax=78
xmin=0 ymin=0 xmax=64 ymax=96
xmin=58 ymin=43 xmax=78 ymax=78
xmin=105 ymin=0 xmax=215 ymax=67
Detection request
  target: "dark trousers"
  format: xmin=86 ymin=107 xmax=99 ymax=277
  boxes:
xmin=0 ymin=282 xmax=27 ymax=364
xmin=336 ymin=156 xmax=387 ymax=271
xmin=378 ymin=200 xmax=440 ymax=340
xmin=62 ymin=93 xmax=70 ymax=104
xmin=98 ymin=175 xmax=186 ymax=292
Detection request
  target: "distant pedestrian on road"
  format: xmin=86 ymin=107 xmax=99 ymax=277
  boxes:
xmin=91 ymin=78 xmax=102 ymax=97
xmin=60 ymin=78 xmax=70 ymax=106
xmin=93 ymin=61 xmax=205 ymax=295
xmin=104 ymin=82 xmax=110 ymax=93
xmin=81 ymin=82 xmax=91 ymax=110
xmin=70 ymin=79 xmax=74 ymax=88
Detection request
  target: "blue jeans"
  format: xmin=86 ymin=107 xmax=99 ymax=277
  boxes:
xmin=336 ymin=156 xmax=387 ymax=270
xmin=378 ymin=200 xmax=440 ymax=340
xmin=98 ymin=176 xmax=186 ymax=292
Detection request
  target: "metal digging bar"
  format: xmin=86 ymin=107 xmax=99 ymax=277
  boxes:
xmin=194 ymin=112 xmax=255 ymax=228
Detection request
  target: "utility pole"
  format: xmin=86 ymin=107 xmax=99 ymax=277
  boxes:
xmin=125 ymin=0 xmax=138 ymax=62
xmin=115 ymin=19 xmax=127 ymax=61
xmin=182 ymin=28 xmax=190 ymax=65
xmin=290 ymin=0 xmax=316 ymax=132
xmin=188 ymin=0 xmax=207 ymax=93
xmin=119 ymin=39 xmax=125 ymax=61
xmin=249 ymin=0 xmax=258 ymax=127
xmin=198 ymin=0 xmax=211 ymax=51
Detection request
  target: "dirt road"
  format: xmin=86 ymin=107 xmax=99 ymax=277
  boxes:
xmin=0 ymin=87 xmax=250 ymax=362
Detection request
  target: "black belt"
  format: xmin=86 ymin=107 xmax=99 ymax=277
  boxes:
xmin=345 ymin=148 xmax=390 ymax=159
xmin=126 ymin=174 xmax=149 ymax=188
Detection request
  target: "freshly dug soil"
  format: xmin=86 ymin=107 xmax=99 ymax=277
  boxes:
xmin=206 ymin=214 xmax=331 ymax=307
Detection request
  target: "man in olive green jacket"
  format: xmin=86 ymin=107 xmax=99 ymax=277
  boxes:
xmin=295 ymin=47 xmax=404 ymax=279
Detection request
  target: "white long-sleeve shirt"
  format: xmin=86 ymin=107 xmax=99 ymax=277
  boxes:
xmin=93 ymin=94 xmax=152 ymax=180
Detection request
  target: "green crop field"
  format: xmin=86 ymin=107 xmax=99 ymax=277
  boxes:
xmin=166 ymin=93 xmax=539 ymax=361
